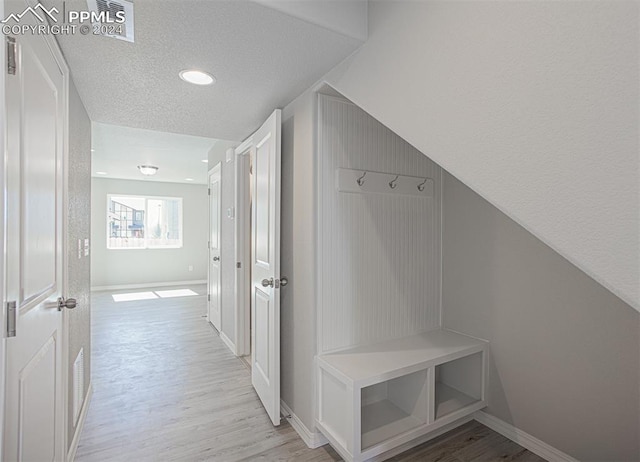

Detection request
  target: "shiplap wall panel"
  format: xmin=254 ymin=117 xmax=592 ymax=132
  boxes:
xmin=318 ymin=94 xmax=442 ymax=354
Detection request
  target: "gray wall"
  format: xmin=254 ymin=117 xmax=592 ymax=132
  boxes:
xmin=91 ymin=178 xmax=208 ymax=288
xmin=281 ymin=88 xmax=318 ymax=431
xmin=442 ymin=172 xmax=640 ymax=461
xmin=67 ymin=79 xmax=92 ymax=450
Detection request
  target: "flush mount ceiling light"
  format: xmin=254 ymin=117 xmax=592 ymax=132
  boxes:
xmin=137 ymin=165 xmax=159 ymax=176
xmin=179 ymin=70 xmax=216 ymax=86
xmin=201 ymin=159 xmax=208 ymax=163
xmin=96 ymin=171 xmax=108 ymax=175
xmin=185 ymin=178 xmax=194 ymax=182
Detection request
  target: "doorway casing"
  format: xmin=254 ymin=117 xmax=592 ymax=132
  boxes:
xmin=233 ymin=138 xmax=252 ymax=357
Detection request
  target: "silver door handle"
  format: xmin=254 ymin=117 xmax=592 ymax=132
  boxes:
xmin=213 ymin=256 xmax=220 ymax=262
xmin=261 ymin=278 xmax=274 ymax=287
xmin=58 ymin=297 xmax=77 ymax=311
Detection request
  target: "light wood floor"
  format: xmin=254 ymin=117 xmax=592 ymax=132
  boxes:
xmin=75 ymin=285 xmax=546 ymax=462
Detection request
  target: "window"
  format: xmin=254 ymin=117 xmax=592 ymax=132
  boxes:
xmin=107 ymin=195 xmax=183 ymax=249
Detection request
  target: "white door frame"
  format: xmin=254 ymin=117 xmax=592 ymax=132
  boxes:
xmin=233 ymin=138 xmax=253 ymax=357
xmin=2 ymin=1 xmax=71 ymax=456
xmin=0 ymin=1 xmax=6 ymax=455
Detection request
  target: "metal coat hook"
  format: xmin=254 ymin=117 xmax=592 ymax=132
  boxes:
xmin=417 ymin=178 xmax=427 ymax=192
xmin=356 ymin=171 xmax=367 ymax=187
xmin=389 ymin=175 xmax=399 ymax=189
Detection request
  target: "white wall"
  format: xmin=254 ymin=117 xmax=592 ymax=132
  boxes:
xmin=317 ymin=94 xmax=442 ymax=353
xmin=325 ymin=1 xmax=639 ymax=311
xmin=91 ymin=178 xmax=208 ymax=288
xmin=281 ymin=87 xmax=318 ymax=432
xmin=67 ymin=79 xmax=92 ymax=450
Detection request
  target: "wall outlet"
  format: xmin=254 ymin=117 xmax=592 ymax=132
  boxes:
xmin=188 ymin=265 xmax=193 ymax=272
xmin=84 ymin=238 xmax=90 ymax=257
xmin=77 ymin=239 xmax=82 ymax=259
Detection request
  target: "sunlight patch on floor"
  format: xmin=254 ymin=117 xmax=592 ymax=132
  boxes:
xmin=155 ymin=289 xmax=199 ymax=298
xmin=111 ymin=288 xmax=200 ymax=302
xmin=112 ymin=292 xmax=158 ymax=302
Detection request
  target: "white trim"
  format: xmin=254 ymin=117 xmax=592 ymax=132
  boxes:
xmin=91 ymin=279 xmax=207 ymax=292
xmin=280 ymin=400 xmax=328 ymax=449
xmin=233 ymin=143 xmax=251 ymax=357
xmin=219 ymin=331 xmax=237 ymax=356
xmin=474 ymin=411 xmax=579 ymax=462
xmin=67 ymin=383 xmax=93 ymax=462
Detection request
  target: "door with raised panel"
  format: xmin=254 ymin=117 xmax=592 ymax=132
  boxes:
xmin=250 ymin=110 xmax=282 ymax=426
xmin=4 ymin=3 xmax=68 ymax=460
xmin=208 ymin=164 xmax=222 ymax=331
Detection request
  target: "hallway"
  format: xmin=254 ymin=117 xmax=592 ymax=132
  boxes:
xmin=75 ymin=285 xmax=544 ymax=462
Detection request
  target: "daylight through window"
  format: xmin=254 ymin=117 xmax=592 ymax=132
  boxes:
xmin=107 ymin=195 xmax=183 ymax=249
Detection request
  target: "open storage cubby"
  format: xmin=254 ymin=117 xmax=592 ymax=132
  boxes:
xmin=434 ymin=352 xmax=484 ymax=421
xmin=361 ymin=370 xmax=429 ymax=450
xmin=317 ymin=329 xmax=488 ymax=462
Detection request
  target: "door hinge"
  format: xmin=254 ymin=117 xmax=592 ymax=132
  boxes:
xmin=236 ymin=262 xmax=241 ymax=269
xmin=7 ymin=37 xmax=17 ymax=76
xmin=208 ymin=241 xmax=210 ymax=249
xmin=208 ymin=188 xmax=211 ymax=195
xmin=6 ymin=301 xmax=16 ymax=337
xmin=207 ymin=294 xmax=211 ymax=302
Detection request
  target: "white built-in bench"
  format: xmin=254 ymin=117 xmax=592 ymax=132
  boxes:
xmin=316 ymin=329 xmax=488 ymax=462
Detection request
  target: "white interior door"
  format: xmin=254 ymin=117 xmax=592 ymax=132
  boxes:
xmin=208 ymin=164 xmax=222 ymax=331
xmin=250 ymin=110 xmax=282 ymax=426
xmin=3 ymin=10 xmax=68 ymax=461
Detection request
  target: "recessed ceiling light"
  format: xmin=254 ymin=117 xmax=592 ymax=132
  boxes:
xmin=179 ymin=70 xmax=215 ymax=86
xmin=138 ymin=165 xmax=159 ymax=176
xmin=91 ymin=149 xmax=95 ymax=152
xmin=185 ymin=178 xmax=194 ymax=182
xmin=96 ymin=171 xmax=108 ymax=175
xmin=201 ymin=159 xmax=208 ymax=163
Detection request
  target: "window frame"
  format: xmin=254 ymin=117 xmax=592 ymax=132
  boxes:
xmin=106 ymin=194 xmax=184 ymax=250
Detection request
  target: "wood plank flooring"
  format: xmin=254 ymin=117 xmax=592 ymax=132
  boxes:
xmin=75 ymin=285 xmax=546 ymax=462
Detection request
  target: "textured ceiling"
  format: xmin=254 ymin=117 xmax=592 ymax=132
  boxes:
xmin=91 ymin=122 xmax=235 ymax=184
xmin=51 ymin=0 xmax=363 ymax=140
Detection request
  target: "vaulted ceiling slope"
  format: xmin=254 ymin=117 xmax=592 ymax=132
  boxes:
xmin=325 ymin=1 xmax=640 ymax=312
xmin=52 ymin=0 xmax=364 ymax=141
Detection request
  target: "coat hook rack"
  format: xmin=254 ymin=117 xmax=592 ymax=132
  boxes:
xmin=356 ymin=171 xmax=367 ymax=187
xmin=337 ymin=168 xmax=434 ymax=198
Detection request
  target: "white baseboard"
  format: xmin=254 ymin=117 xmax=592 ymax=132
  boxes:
xmin=474 ymin=411 xmax=579 ymax=462
xmin=91 ymin=280 xmax=207 ymax=292
xmin=280 ymin=400 xmax=328 ymax=449
xmin=219 ymin=331 xmax=237 ymax=356
xmin=67 ymin=383 xmax=93 ymax=462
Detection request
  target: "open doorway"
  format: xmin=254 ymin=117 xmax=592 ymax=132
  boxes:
xmin=234 ymin=143 xmax=252 ymax=361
